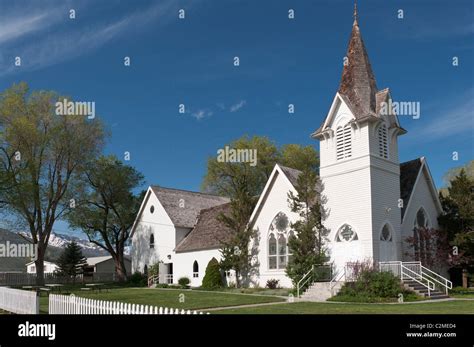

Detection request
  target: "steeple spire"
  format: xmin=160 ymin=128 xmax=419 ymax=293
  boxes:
xmin=353 ymin=1 xmax=358 ymax=25
xmin=338 ymin=4 xmax=378 ymax=118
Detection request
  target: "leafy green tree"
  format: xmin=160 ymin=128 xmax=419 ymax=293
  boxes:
xmin=438 ymin=169 xmax=474 ymax=274
xmin=280 ymin=144 xmax=319 ymax=174
xmin=201 ymin=135 xmax=279 ymax=197
xmin=55 ymin=241 xmax=87 ymax=283
xmin=286 ymin=169 xmax=329 ymax=288
xmin=218 ymin=181 xmax=258 ymax=288
xmin=66 ymin=155 xmax=144 ymax=281
xmin=202 ymin=258 xmax=222 ymax=289
xmin=0 ymin=83 xmax=105 ymax=285
xmin=201 ymin=135 xmax=319 ymax=197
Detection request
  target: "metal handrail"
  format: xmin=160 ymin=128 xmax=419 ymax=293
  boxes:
xmin=296 ymin=265 xmax=314 ymax=298
xmin=329 ymin=267 xmax=345 ymax=293
xmin=420 ymin=265 xmax=453 ymax=295
xmin=147 ymin=274 xmax=159 ymax=287
xmin=380 ymin=261 xmax=453 ymax=297
xmin=401 ymin=264 xmax=435 ymax=296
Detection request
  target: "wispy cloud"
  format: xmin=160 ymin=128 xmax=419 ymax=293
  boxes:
xmin=191 ymin=109 xmax=213 ymax=120
xmin=0 ymin=0 xmax=189 ymax=76
xmin=229 ymin=100 xmax=246 ymax=112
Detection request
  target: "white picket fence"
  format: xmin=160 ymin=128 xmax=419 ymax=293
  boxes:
xmin=49 ymin=294 xmax=209 ymax=315
xmin=0 ymin=287 xmax=39 ymax=314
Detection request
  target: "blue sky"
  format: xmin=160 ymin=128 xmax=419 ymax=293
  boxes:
xmin=0 ymin=0 xmax=472 ymax=236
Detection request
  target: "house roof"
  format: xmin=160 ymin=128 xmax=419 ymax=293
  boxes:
xmin=150 ymin=186 xmax=230 ymax=228
xmin=26 ymin=260 xmax=56 ymax=266
xmin=278 ymin=165 xmax=302 ymax=187
xmin=400 ymin=158 xmax=423 ymax=218
xmin=85 ymin=256 xmax=131 ymax=266
xmin=174 ymin=202 xmax=233 ymax=253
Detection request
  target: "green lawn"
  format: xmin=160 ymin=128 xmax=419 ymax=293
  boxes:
xmin=213 ymin=299 xmax=474 ymax=314
xmin=39 ymin=287 xmax=285 ymax=313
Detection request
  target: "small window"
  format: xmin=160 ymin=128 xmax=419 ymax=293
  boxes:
xmin=150 ymin=205 xmax=155 ymax=214
xmin=336 ymin=224 xmax=358 ymax=242
xmin=336 ymin=123 xmax=352 ymax=160
xmin=150 ymin=234 xmax=155 ymax=249
xmin=378 ymin=124 xmax=388 ymax=159
xmin=380 ymin=224 xmax=392 ymax=241
xmin=193 ymin=261 xmax=199 ymax=278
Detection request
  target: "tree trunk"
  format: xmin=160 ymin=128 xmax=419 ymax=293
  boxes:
xmin=462 ymin=268 xmax=469 ymax=288
xmin=35 ymin=249 xmax=45 ymax=286
xmin=113 ymin=254 xmax=127 ymax=282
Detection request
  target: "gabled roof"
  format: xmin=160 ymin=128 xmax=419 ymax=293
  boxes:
xmin=248 ymin=164 xmax=301 ymax=228
xmin=150 ymin=186 xmax=229 ymax=228
xmin=85 ymin=256 xmax=130 ymax=266
xmin=400 ymin=157 xmax=442 ymax=220
xmin=400 ymin=158 xmax=423 ymax=218
xmin=175 ymin=202 xmax=233 ymax=253
xmin=278 ymin=165 xmax=302 ymax=187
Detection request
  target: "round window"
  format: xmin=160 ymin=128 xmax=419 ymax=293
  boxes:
xmin=150 ymin=205 xmax=155 ymax=214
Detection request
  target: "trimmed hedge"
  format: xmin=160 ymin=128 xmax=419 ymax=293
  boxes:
xmin=202 ymin=258 xmax=223 ymax=289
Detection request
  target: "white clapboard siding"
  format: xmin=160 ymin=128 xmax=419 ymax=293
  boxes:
xmin=0 ymin=287 xmax=39 ymax=314
xmin=49 ymin=294 xmax=208 ymax=315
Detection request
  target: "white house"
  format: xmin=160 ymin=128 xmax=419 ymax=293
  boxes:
xmin=131 ymin=10 xmax=445 ymax=291
xmin=84 ymin=256 xmax=132 ymax=274
xmin=26 ymin=261 xmax=58 ymax=274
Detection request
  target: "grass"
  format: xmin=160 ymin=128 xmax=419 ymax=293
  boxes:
xmin=38 ymin=287 xmax=285 ymax=313
xmin=212 ymin=299 xmax=474 ymax=314
xmin=199 ymin=287 xmax=291 ymax=296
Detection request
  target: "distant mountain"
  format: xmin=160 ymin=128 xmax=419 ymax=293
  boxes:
xmin=18 ymin=231 xmax=109 ymax=258
xmin=0 ymin=229 xmax=109 ymax=272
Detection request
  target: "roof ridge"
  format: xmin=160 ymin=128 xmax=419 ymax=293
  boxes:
xmin=151 ymin=185 xmax=229 ymax=199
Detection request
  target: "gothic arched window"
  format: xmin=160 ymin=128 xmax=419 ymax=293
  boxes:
xmin=378 ymin=124 xmax=388 ymax=159
xmin=336 ymin=123 xmax=352 ymax=160
xmin=413 ymin=208 xmax=430 ymax=263
xmin=380 ymin=224 xmax=393 ymax=242
xmin=268 ymin=212 xmax=293 ymax=270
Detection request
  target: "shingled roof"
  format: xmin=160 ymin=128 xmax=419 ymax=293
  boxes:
xmin=151 ymin=186 xmax=229 ymax=228
xmin=338 ymin=16 xmax=378 ymax=119
xmin=278 ymin=165 xmax=302 ymax=187
xmin=400 ymin=158 xmax=423 ymax=218
xmin=175 ymin=202 xmax=233 ymax=253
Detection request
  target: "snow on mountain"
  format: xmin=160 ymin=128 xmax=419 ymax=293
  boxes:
xmin=18 ymin=231 xmax=113 ymax=257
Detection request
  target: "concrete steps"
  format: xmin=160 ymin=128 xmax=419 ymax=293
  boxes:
xmin=402 ymin=279 xmax=449 ymax=300
xmin=300 ymin=281 xmax=344 ymax=302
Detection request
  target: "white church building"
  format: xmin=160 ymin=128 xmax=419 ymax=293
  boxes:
xmin=131 ymin=11 xmax=443 ymax=290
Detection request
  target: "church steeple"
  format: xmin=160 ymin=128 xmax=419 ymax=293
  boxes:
xmin=338 ymin=5 xmax=378 ymax=118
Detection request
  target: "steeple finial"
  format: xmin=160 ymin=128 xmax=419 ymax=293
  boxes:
xmin=353 ymin=1 xmax=358 ymax=24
